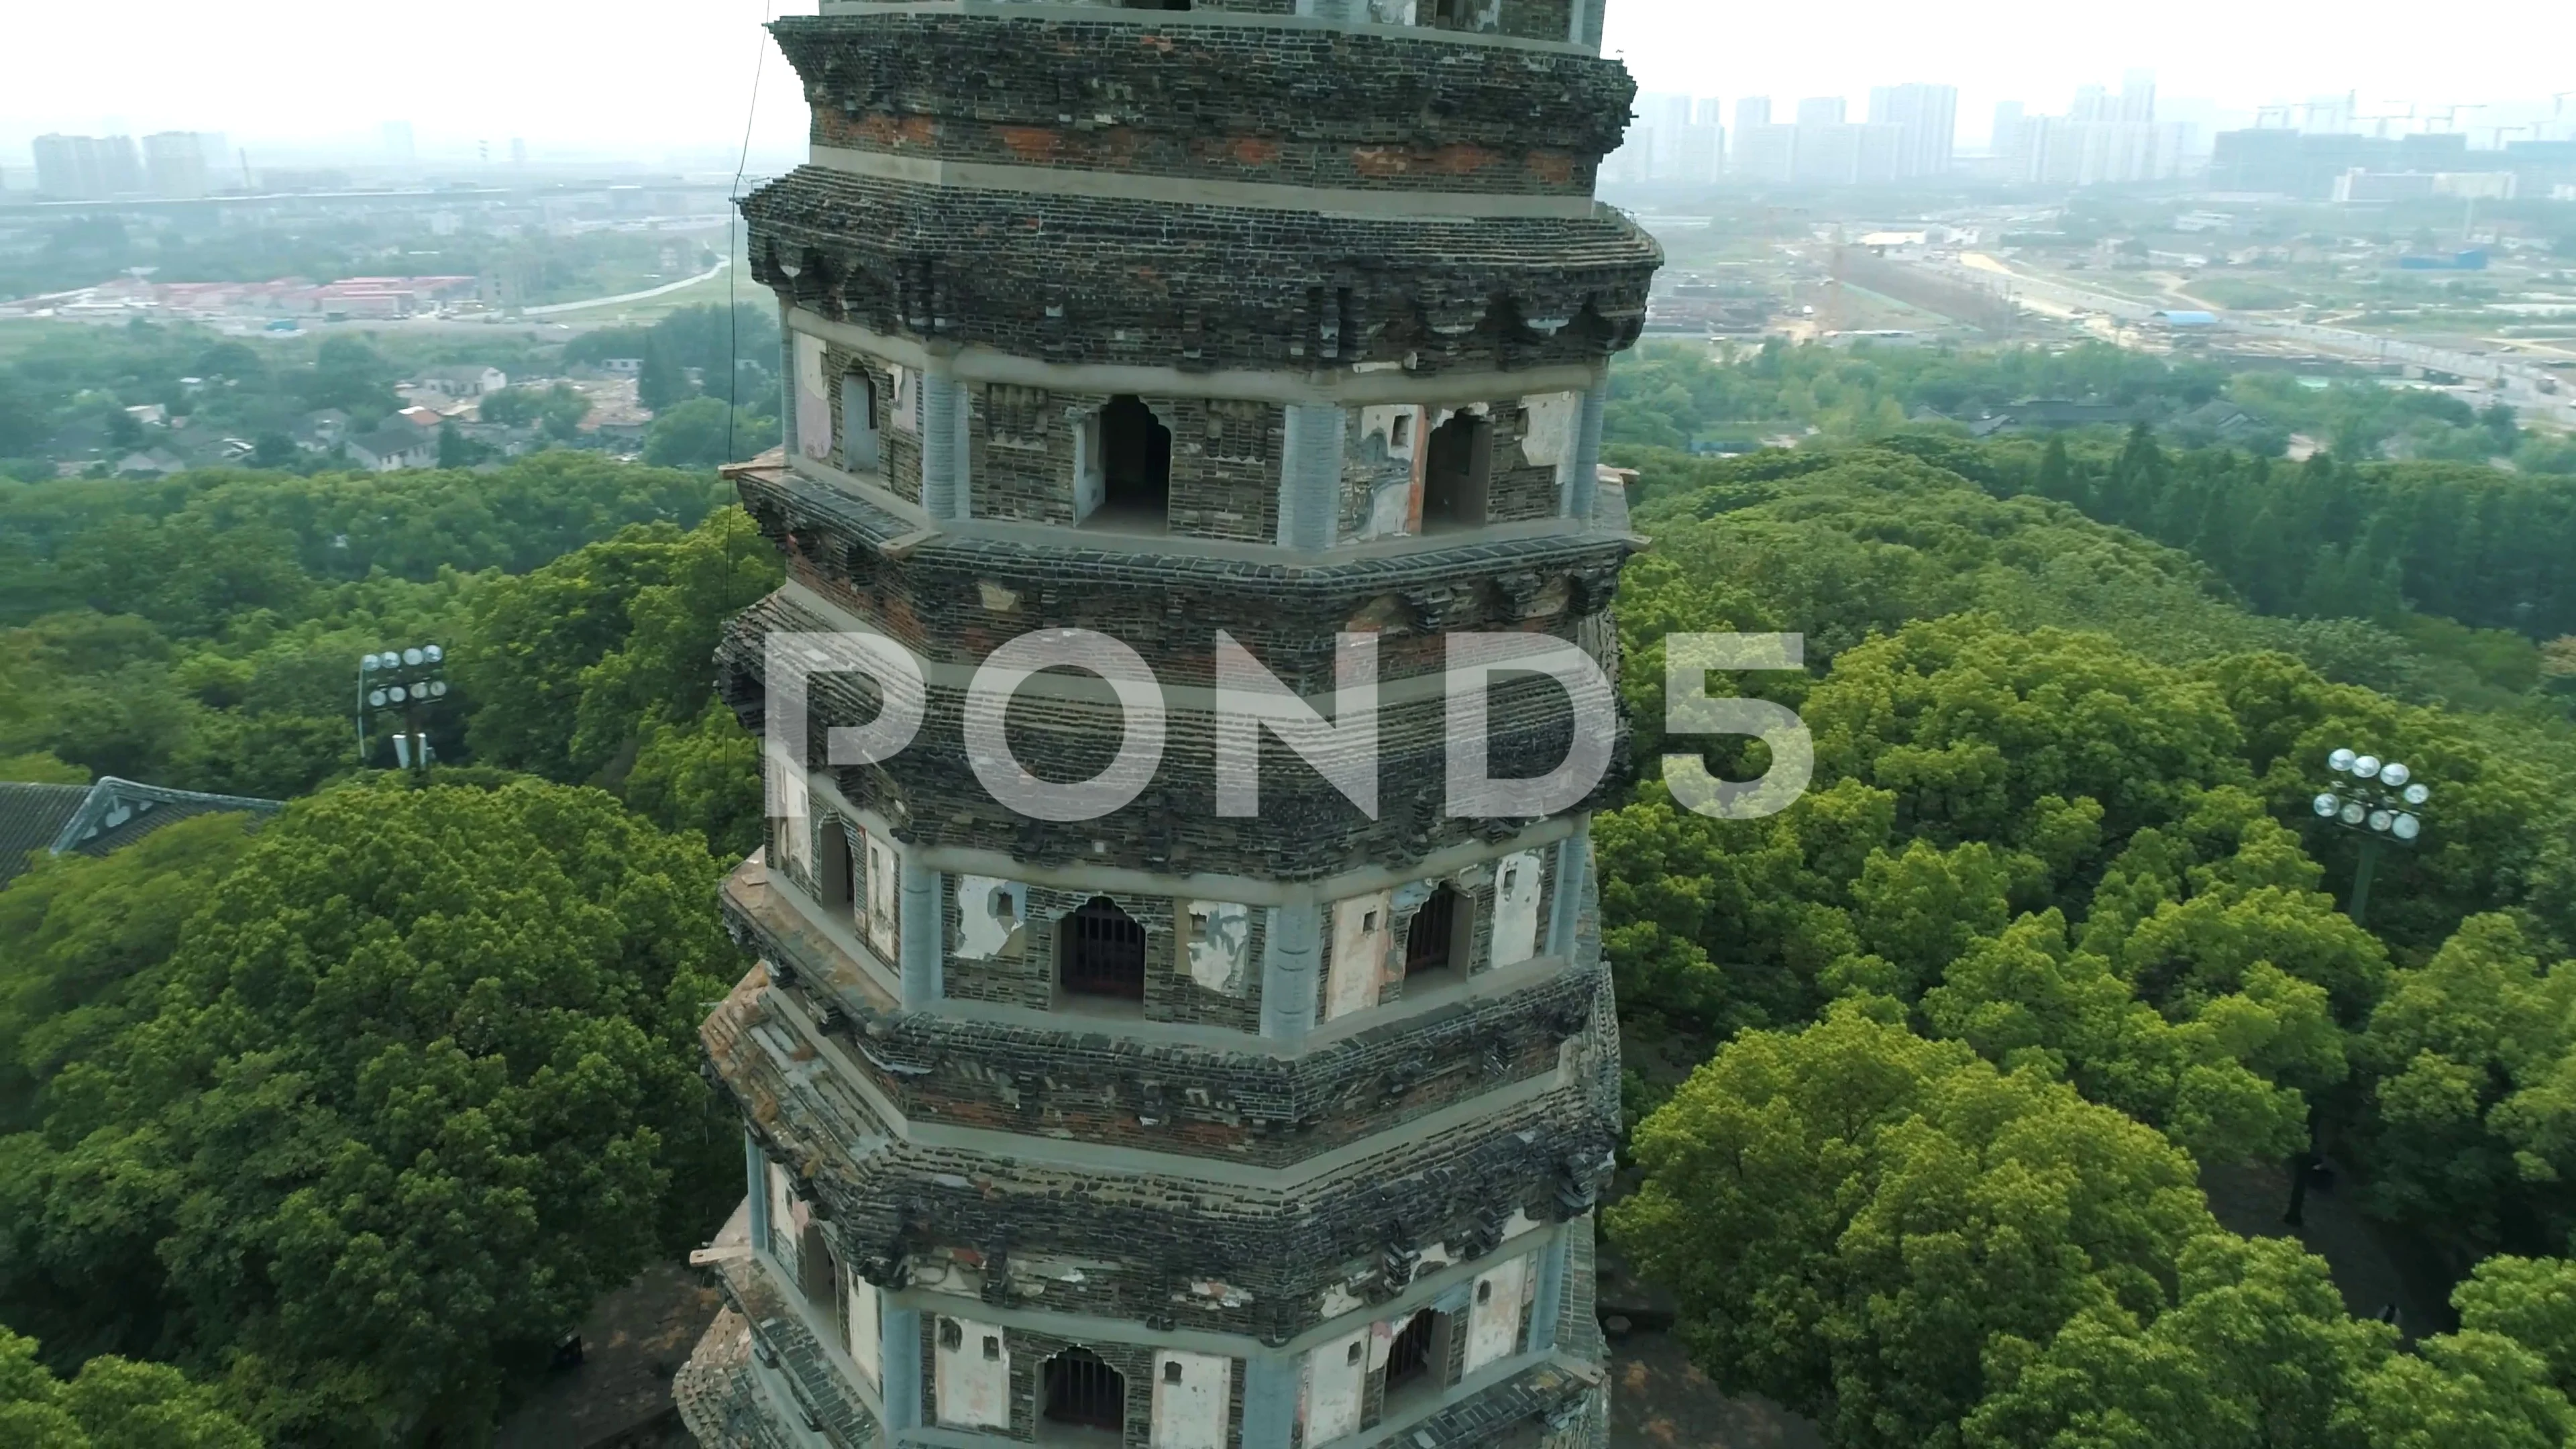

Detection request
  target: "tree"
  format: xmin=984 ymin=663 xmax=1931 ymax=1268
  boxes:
xmin=635 ymin=331 xmax=688 ymax=415
xmin=643 ymin=396 xmax=778 ymax=470
xmin=247 ymin=431 xmax=297 ymax=470
xmin=0 ymin=777 xmax=745 ymax=1442
xmin=1965 ymin=1234 xmax=2395 ymax=1449
xmin=305 ymin=335 xmax=399 ymax=415
xmin=1611 ymin=1003 xmax=2221 ymax=1449
xmin=2353 ymin=914 xmax=2576 ymax=1255
xmin=0 ymin=812 xmax=262 ymax=1130
xmin=0 ymin=1326 xmax=259 ymax=1449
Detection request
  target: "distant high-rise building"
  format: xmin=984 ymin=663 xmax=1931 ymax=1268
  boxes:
xmin=2118 ymin=69 xmax=2157 ymax=125
xmin=1733 ymin=123 xmax=1798 ymax=181
xmin=1868 ymin=82 xmax=1958 ymax=177
xmin=1990 ymin=101 xmax=2026 ymax=154
xmin=1796 ymin=96 xmax=1847 ymax=127
xmin=1694 ymin=97 xmax=1726 ymax=127
xmin=1609 ymin=92 xmax=1721 ymax=186
xmin=1735 ymin=95 xmax=1772 ymax=131
xmin=32 ymin=134 xmax=142 ymax=199
xmin=509 ymin=138 xmax=528 ymax=166
xmin=382 ymin=121 xmax=417 ymax=166
xmin=142 ymin=131 xmax=216 ymax=198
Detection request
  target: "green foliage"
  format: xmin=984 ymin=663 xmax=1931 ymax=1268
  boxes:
xmin=2353 ymin=915 xmax=2576 ymax=1254
xmin=0 ymin=1326 xmax=260 ymax=1449
xmin=476 ymin=382 xmax=592 ymax=441
xmin=456 ymin=508 xmax=776 ymax=792
xmin=0 ymin=778 xmax=743 ymax=1442
xmin=0 ymin=814 xmax=263 ymax=1131
xmin=0 ymin=457 xmax=735 ymax=797
xmin=643 ymin=396 xmax=780 ymax=470
xmin=1612 ymin=1004 xmax=2222 ymax=1449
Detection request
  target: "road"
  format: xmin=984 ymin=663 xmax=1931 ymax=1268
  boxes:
xmin=1926 ymin=253 xmax=2576 ymax=429
xmin=521 ymin=258 xmax=731 ymax=316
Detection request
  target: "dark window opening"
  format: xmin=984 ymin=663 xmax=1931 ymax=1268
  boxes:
xmin=1387 ymin=1309 xmax=1440 ymax=1387
xmin=983 ymin=1335 xmax=1002 ymax=1361
xmin=940 ymin=1319 xmax=963 ymax=1350
xmin=844 ymin=374 xmax=880 ymax=472
xmin=1405 ymin=883 xmax=1465 ymax=979
xmin=1163 ymin=1360 xmax=1183 ymax=1383
xmin=1095 ymin=394 xmax=1171 ymax=526
xmin=1421 ymin=413 xmax=1491 ymax=532
xmin=818 ymin=824 xmax=855 ymax=914
xmin=1043 ymin=1348 xmax=1126 ymax=1430
xmin=797 ymin=1220 xmax=837 ymax=1313
xmin=1059 ymin=897 xmax=1147 ymax=1001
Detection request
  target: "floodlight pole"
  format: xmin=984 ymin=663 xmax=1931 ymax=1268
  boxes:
xmin=2348 ymin=837 xmax=2381 ymax=927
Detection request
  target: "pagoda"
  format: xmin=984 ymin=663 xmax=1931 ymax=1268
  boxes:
xmin=676 ymin=0 xmax=1658 ymax=1444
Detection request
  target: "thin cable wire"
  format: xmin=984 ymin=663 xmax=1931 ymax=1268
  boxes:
xmin=725 ymin=1 xmax=773 ymax=466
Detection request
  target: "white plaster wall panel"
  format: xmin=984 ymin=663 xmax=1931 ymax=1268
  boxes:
xmin=1304 ymin=1327 xmax=1368 ymax=1444
xmin=765 ymin=1161 xmax=796 ymax=1263
xmin=864 ymin=833 xmax=900 ymax=961
xmin=1519 ymin=391 xmax=1579 ymax=466
xmin=1325 ymin=891 xmax=1392 ymax=1020
xmin=766 ymin=753 xmax=810 ymax=875
xmin=1465 ymin=1255 xmax=1532 ymax=1373
xmin=1491 ymin=849 xmax=1544 ymax=968
xmin=1185 ymin=900 xmax=1251 ymax=996
xmin=1150 ymin=1350 xmax=1233 ymax=1449
xmin=845 ymin=1267 xmax=881 ymax=1390
xmin=934 ymin=1316 xmax=1012 ymax=1430
xmin=1358 ymin=404 xmax=1420 ymax=460
xmin=794 ymin=332 xmax=832 ymax=461
xmin=955 ymin=874 xmax=1026 ymax=960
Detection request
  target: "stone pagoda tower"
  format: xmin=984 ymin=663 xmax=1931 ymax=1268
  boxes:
xmin=676 ymin=0 xmax=1657 ymax=1445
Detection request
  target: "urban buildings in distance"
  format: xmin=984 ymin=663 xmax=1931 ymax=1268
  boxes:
xmin=1605 ymin=83 xmax=1959 ymax=186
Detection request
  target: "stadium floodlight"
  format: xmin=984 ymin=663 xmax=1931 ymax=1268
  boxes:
xmin=2314 ymin=743 xmax=2431 ymax=927
xmin=402 ymin=647 xmax=425 ymax=666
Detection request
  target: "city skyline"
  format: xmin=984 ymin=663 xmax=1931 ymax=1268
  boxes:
xmin=3 ymin=0 xmax=2571 ymax=166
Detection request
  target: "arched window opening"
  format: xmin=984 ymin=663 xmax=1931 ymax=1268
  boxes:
xmin=1059 ymin=897 xmax=1147 ymax=1001
xmin=1421 ymin=412 xmax=1490 ymax=532
xmin=1094 ymin=394 xmax=1171 ymax=527
xmin=1405 ymin=883 xmax=1466 ymax=981
xmin=1043 ymin=1347 xmax=1126 ymax=1430
xmin=1387 ymin=1309 xmax=1441 ymax=1387
xmin=843 ymin=372 xmax=880 ymax=472
xmin=818 ymin=823 xmax=855 ymax=916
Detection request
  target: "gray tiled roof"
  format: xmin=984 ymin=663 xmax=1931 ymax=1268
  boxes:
xmin=0 ymin=776 xmax=284 ymax=890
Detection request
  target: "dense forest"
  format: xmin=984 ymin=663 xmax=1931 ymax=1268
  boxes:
xmin=1 ymin=337 xmax=2573 ymax=1444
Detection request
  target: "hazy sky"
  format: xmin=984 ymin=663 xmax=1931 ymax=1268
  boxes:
xmin=3 ymin=0 xmax=2568 ymax=164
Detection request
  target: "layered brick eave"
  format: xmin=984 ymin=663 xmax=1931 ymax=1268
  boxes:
xmin=741 ymin=168 xmax=1658 ymax=374
xmin=716 ymin=853 xmax=1604 ymax=1160
xmin=773 ymin=11 xmax=1635 ymax=196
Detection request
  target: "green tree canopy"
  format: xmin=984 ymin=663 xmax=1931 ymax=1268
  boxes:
xmin=1611 ymin=1003 xmax=2221 ymax=1449
xmin=0 ymin=777 xmax=743 ymax=1441
xmin=0 ymin=1326 xmax=259 ymax=1449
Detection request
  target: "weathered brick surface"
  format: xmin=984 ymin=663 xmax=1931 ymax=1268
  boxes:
xmin=704 ymin=0 xmax=1640 ymax=1439
xmin=745 ymin=167 xmax=1657 ymax=376
xmin=723 ymin=858 xmax=1598 ymax=1165
xmin=780 ymin=13 xmax=1627 ymax=195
